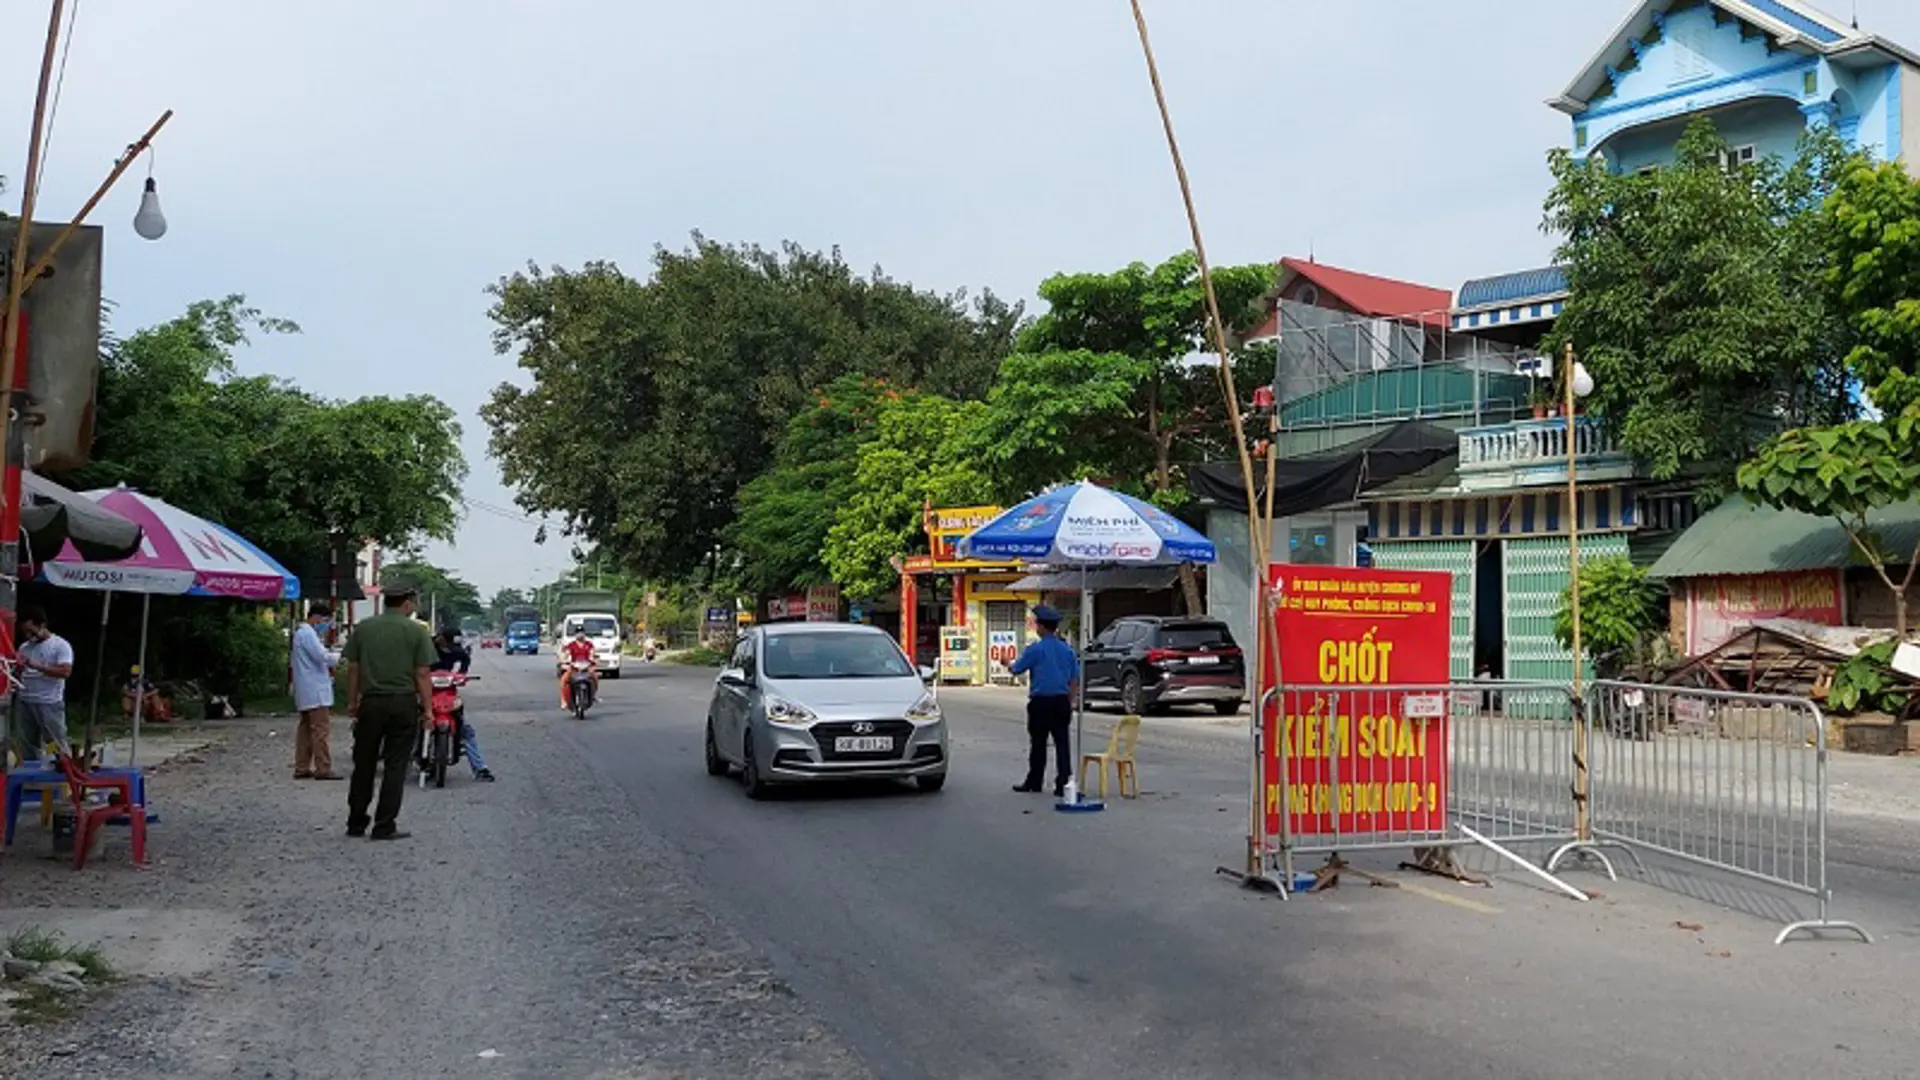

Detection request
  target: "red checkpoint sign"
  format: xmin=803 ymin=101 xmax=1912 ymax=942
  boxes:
xmin=1260 ymin=564 xmax=1452 ymax=841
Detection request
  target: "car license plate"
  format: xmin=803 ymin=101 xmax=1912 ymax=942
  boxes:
xmin=1187 ymin=655 xmax=1220 ymax=665
xmin=834 ymin=736 xmax=893 ymax=753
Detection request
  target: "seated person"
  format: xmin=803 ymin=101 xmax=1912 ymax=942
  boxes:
xmin=121 ymin=673 xmax=172 ymax=722
xmin=424 ymin=630 xmax=494 ymax=782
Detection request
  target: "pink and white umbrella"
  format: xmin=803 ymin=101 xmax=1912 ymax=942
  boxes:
xmin=41 ymin=485 xmax=299 ymax=601
xmin=35 ymin=486 xmax=298 ymax=766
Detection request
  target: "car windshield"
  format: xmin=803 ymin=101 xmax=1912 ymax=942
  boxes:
xmin=507 ymin=622 xmax=537 ymax=634
xmin=763 ymin=632 xmax=914 ymax=679
xmin=1160 ymin=624 xmax=1234 ymax=650
xmin=577 ymin=617 xmax=617 ymax=636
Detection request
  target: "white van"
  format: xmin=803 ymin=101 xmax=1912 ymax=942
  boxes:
xmin=561 ymin=612 xmax=625 ymax=678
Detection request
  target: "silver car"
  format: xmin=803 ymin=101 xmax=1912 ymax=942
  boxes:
xmin=705 ymin=623 xmax=949 ymax=798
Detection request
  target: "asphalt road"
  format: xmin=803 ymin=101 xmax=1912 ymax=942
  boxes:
xmin=492 ymin=650 xmax=1920 ymax=1080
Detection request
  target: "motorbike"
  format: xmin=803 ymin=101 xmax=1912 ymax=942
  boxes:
xmin=567 ymin=660 xmax=596 ymax=719
xmin=419 ymin=671 xmax=478 ymax=788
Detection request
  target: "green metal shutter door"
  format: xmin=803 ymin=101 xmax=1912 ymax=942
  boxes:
xmin=1503 ymin=533 xmax=1629 ymax=684
xmin=1369 ymin=541 xmax=1474 ymax=680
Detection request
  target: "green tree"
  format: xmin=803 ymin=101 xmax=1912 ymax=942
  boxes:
xmin=1553 ymin=556 xmax=1670 ymax=680
xmin=382 ymin=558 xmax=483 ymax=628
xmin=823 ymin=394 xmax=995 ymax=598
xmin=486 ymin=587 xmax=530 ymax=627
xmin=481 ymin=236 xmax=1022 ymax=580
xmin=728 ymin=375 xmax=899 ymax=594
xmin=976 ymin=252 xmax=1275 ymax=611
xmin=1542 ymin=120 xmax=1856 ymax=483
xmin=1739 ymin=158 xmax=1920 ymax=638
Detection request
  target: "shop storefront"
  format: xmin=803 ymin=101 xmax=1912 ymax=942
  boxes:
xmin=898 ymin=506 xmax=1042 ymax=685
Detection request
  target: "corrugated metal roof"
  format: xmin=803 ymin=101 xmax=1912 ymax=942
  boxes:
xmin=1455 ymin=266 xmax=1570 ymax=311
xmin=1648 ymin=497 xmax=1920 ymax=579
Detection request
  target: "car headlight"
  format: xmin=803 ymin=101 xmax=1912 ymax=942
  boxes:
xmin=764 ymin=695 xmax=817 ymax=727
xmin=906 ymin=691 xmax=941 ymax=720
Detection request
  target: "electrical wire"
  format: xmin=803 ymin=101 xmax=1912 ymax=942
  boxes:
xmin=35 ymin=0 xmax=81 ymax=197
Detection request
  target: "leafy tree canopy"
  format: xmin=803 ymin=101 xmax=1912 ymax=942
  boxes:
xmin=74 ymin=296 xmax=465 ymax=563
xmin=823 ymin=394 xmax=994 ymax=599
xmin=481 ymin=236 xmax=1023 ymax=580
xmin=728 ymin=374 xmax=902 ymax=596
xmin=382 ymin=558 xmax=483 ymax=629
xmin=1543 ymin=120 xmax=1856 ymax=483
xmin=1739 ymin=157 xmax=1920 ymax=637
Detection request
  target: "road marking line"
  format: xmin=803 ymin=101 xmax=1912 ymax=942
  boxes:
xmin=1399 ymin=881 xmax=1500 ymax=915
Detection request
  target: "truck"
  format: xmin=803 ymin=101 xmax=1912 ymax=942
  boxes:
xmin=502 ymin=603 xmax=542 ymax=656
xmin=554 ymin=589 xmax=624 ymax=678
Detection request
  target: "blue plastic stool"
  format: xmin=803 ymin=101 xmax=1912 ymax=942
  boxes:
xmin=5 ymin=763 xmax=152 ymax=846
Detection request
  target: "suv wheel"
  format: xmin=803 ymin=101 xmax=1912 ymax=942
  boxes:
xmin=705 ymin=720 xmax=729 ymax=776
xmin=1212 ymin=700 xmax=1241 ymax=716
xmin=1120 ymin=671 xmax=1144 ymax=716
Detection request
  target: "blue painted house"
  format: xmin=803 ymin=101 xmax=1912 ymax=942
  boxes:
xmin=1551 ymin=0 xmax=1920 ymax=171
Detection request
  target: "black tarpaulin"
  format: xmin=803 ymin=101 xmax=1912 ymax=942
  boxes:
xmin=1189 ymin=420 xmax=1458 ymax=517
xmin=21 ymin=471 xmax=143 ymax=564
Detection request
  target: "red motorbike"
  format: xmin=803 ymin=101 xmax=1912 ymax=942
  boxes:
xmin=418 ymin=672 xmax=478 ymax=788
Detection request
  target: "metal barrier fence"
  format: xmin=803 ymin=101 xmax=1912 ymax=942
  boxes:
xmin=1269 ymin=680 xmax=1599 ymax=900
xmin=1258 ymin=678 xmax=1871 ymax=944
xmin=1576 ymin=681 xmax=1869 ymax=945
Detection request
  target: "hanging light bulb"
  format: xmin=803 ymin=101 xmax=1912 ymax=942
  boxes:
xmin=1571 ymin=361 xmax=1596 ymax=399
xmin=133 ymin=176 xmax=168 ymax=240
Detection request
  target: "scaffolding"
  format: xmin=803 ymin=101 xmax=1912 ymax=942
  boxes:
xmin=1265 ymin=300 xmax=1545 ymax=434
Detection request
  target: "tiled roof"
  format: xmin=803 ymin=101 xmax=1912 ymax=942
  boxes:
xmin=1279 ymin=258 xmax=1451 ymax=329
xmin=1456 ymin=267 xmax=1570 ymax=311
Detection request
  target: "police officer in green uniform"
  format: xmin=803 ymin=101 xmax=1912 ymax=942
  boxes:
xmin=343 ymin=580 xmax=438 ymax=840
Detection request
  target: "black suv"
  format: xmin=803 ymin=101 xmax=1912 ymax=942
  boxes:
xmin=1081 ymin=616 xmax=1245 ymax=715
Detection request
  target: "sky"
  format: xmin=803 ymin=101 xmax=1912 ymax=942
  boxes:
xmin=5 ymin=0 xmax=1919 ymax=595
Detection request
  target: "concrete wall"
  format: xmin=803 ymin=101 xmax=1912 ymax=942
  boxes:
xmin=1204 ymin=508 xmax=1367 ymax=654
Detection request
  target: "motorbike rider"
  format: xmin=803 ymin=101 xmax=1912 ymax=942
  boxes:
xmin=558 ymin=628 xmax=599 ymax=712
xmin=426 ymin=629 xmax=495 ymax=781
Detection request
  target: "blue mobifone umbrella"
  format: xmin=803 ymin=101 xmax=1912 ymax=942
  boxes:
xmin=961 ymin=483 xmax=1216 ymax=809
xmin=961 ymin=482 xmax=1216 ymax=566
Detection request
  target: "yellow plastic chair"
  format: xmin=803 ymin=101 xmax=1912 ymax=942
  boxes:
xmin=1079 ymin=715 xmax=1141 ymax=800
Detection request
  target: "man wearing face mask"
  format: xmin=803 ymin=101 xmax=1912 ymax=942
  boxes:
xmin=291 ymin=602 xmax=342 ymax=780
xmin=13 ymin=607 xmax=73 ymax=763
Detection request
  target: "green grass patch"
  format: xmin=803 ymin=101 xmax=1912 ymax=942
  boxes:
xmin=3 ymin=927 xmax=115 ymax=1023
xmin=671 ymin=646 xmax=729 ymax=667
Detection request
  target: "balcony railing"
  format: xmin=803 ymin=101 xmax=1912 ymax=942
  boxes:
xmin=1456 ymin=416 xmax=1636 ymax=491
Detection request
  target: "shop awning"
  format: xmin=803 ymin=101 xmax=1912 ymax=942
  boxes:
xmin=21 ymin=471 xmax=142 ymax=564
xmin=1189 ymin=420 xmax=1458 ymax=517
xmin=1009 ymin=567 xmax=1182 ymax=593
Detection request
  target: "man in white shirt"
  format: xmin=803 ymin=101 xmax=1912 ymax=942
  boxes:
xmin=291 ymin=602 xmax=341 ymax=780
xmin=14 ymin=606 xmax=74 ymax=762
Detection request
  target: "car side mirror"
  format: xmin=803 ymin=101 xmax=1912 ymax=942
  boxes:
xmin=918 ymin=665 xmax=937 ymax=684
xmin=718 ymin=667 xmax=750 ymax=688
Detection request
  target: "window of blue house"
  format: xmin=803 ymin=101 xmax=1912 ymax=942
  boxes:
xmin=1575 ymin=125 xmax=1589 ymax=149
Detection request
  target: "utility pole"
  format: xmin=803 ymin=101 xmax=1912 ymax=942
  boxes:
xmin=1 ymin=0 xmax=172 ymax=675
xmin=0 ymin=0 xmax=67 ymax=670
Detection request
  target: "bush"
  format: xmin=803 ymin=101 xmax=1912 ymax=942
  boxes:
xmin=1554 ymin=556 xmax=1671 ymax=680
xmin=672 ymin=645 xmax=729 ymax=668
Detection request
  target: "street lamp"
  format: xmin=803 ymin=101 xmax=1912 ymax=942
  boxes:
xmin=1563 ymin=343 xmax=1595 ymax=843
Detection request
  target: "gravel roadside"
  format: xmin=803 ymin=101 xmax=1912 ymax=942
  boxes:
xmin=0 ymin=700 xmax=872 ymax=1080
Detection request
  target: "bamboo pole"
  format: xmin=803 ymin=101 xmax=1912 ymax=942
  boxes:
xmin=19 ymin=111 xmax=173 ymax=291
xmin=1129 ymin=0 xmax=1274 ymax=877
